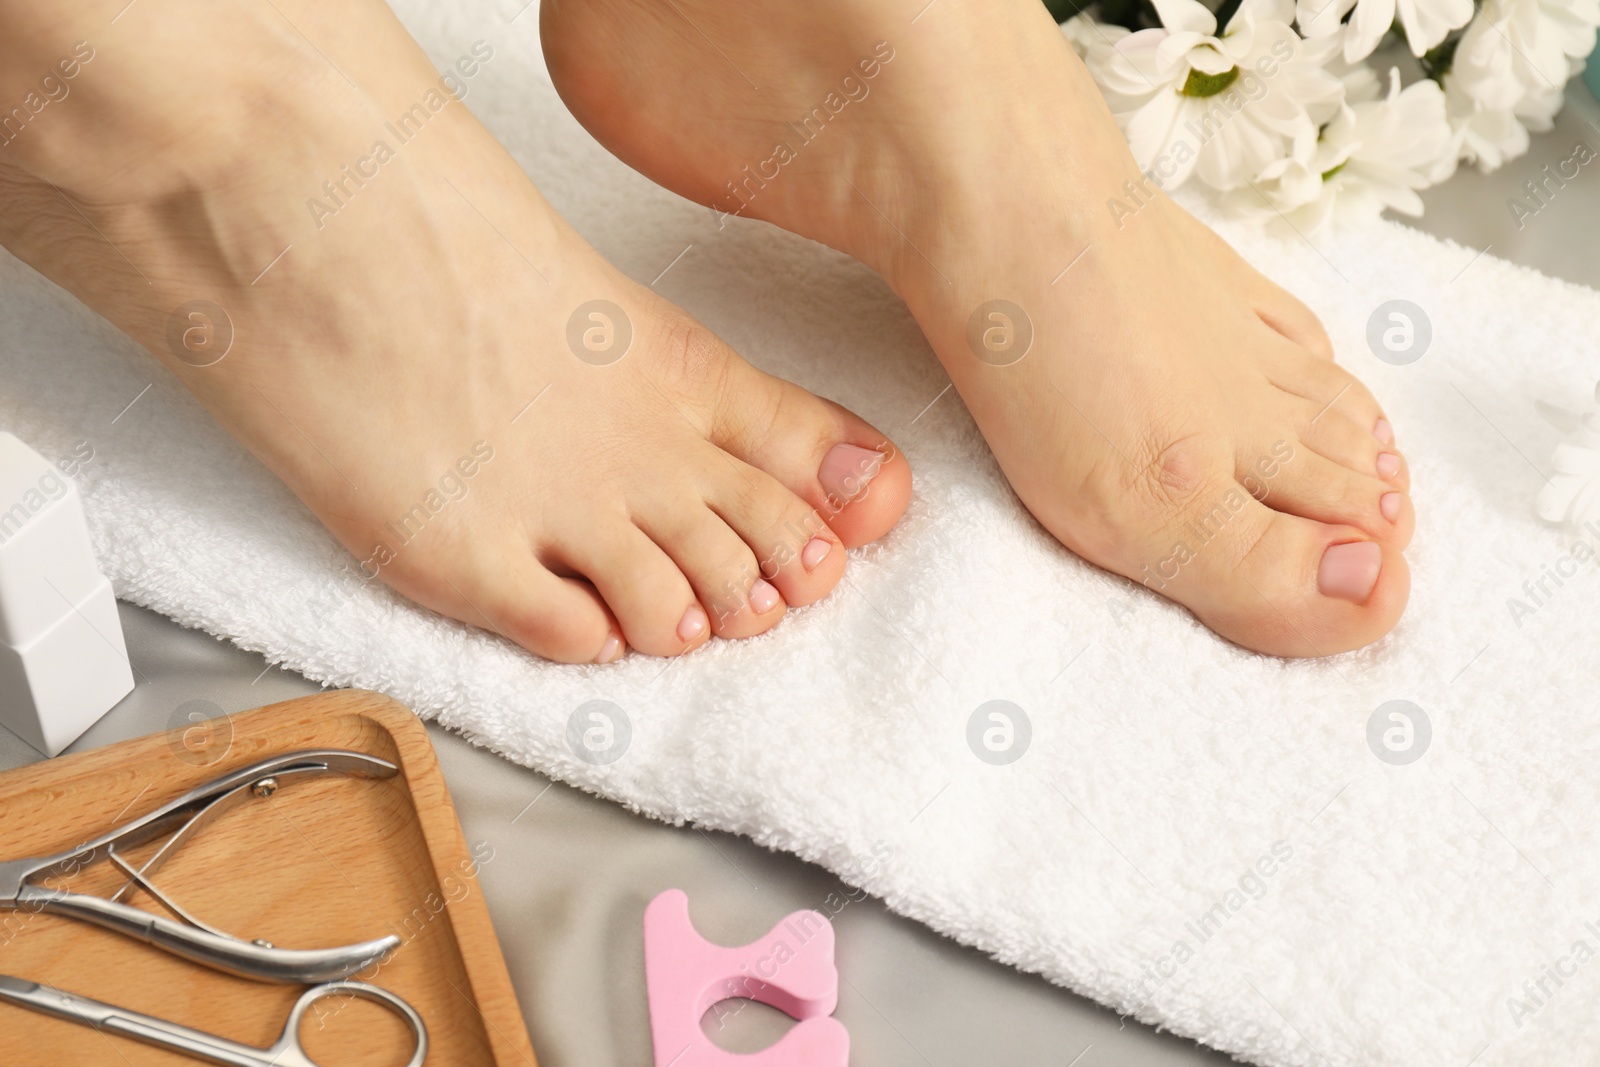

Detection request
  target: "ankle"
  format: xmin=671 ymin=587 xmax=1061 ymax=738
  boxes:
xmin=842 ymin=136 xmax=1126 ymax=313
xmin=791 ymin=26 xmax=1144 ymax=301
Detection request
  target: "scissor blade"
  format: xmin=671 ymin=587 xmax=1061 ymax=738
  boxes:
xmin=0 ymin=973 xmax=118 ymax=1025
xmin=0 ymin=973 xmax=274 ymax=1066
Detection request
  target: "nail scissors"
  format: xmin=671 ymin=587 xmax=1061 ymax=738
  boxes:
xmin=0 ymin=974 xmax=427 ymax=1067
xmin=0 ymin=749 xmax=403 ymax=983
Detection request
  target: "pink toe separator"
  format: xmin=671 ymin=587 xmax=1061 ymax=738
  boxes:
xmin=643 ymin=888 xmax=850 ymax=1067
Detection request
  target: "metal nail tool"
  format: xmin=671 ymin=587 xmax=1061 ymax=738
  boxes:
xmin=0 ymin=974 xmax=427 ymax=1067
xmin=0 ymin=750 xmax=403 ymax=983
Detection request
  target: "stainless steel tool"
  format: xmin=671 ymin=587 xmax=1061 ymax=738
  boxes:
xmin=0 ymin=974 xmax=427 ymax=1067
xmin=0 ymin=749 xmax=403 ymax=983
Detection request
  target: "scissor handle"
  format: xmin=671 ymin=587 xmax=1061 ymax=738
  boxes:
xmin=271 ymin=981 xmax=428 ymax=1067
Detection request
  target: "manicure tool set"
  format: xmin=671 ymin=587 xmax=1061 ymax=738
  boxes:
xmin=0 ymin=748 xmax=429 ymax=1065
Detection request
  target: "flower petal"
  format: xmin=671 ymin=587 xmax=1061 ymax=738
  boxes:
xmin=1183 ymin=43 xmax=1239 ymax=74
xmin=1343 ymin=0 xmax=1395 ymax=61
xmin=1151 ymin=0 xmax=1219 ymax=33
xmin=1297 ymin=0 xmax=1357 ymax=36
xmin=1125 ymin=89 xmax=1185 ymax=170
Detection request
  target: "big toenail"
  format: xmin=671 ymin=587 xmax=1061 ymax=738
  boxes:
xmin=595 ymin=632 xmax=624 ymax=664
xmin=1380 ymin=492 xmax=1401 ymax=522
xmin=1373 ymin=418 xmax=1394 ymax=445
xmin=677 ymin=605 xmax=708 ymax=643
xmin=1318 ymin=542 xmax=1382 ymax=604
xmin=749 ymin=579 xmax=781 ymax=614
xmin=801 ymin=537 xmax=832 ymax=571
xmin=1376 ymin=452 xmax=1401 ymax=479
xmin=818 ymin=444 xmax=885 ymax=507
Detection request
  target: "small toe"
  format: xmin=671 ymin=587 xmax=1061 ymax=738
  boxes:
xmin=1265 ymin=342 xmax=1386 ymax=433
xmin=1298 ymin=408 xmax=1411 ymax=494
xmin=703 ymin=459 xmax=847 ymax=608
xmin=645 ymin=506 xmax=789 ymax=639
xmin=501 ymin=566 xmax=621 ymax=664
xmin=1254 ymin=289 xmax=1335 ymax=361
xmin=1258 ymin=443 xmax=1413 ymax=548
xmin=398 ymin=547 xmax=622 ymax=665
xmin=547 ymin=521 xmax=707 ymax=658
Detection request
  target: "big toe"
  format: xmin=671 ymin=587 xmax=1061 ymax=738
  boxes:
xmin=1144 ymin=484 xmax=1409 ymax=657
xmin=713 ymin=361 xmax=913 ymax=548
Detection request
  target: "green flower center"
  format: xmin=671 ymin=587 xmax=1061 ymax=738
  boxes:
xmin=1321 ymin=162 xmax=1346 ymax=181
xmin=1179 ymin=65 xmax=1240 ymax=97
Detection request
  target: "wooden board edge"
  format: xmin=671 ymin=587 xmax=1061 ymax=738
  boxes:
xmin=347 ymin=693 xmax=541 ymax=1067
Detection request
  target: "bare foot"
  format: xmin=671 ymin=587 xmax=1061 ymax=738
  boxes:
xmin=544 ymin=0 xmax=1412 ymax=656
xmin=0 ymin=0 xmax=910 ymax=663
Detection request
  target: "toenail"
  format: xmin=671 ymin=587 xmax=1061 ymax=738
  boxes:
xmin=1318 ymin=542 xmax=1382 ymax=604
xmin=801 ymin=537 xmax=832 ymax=572
xmin=595 ymin=632 xmax=624 ymax=664
xmin=1373 ymin=418 xmax=1394 ymax=446
xmin=677 ymin=605 xmax=708 ymax=643
xmin=1376 ymin=452 xmax=1401 ymax=479
xmin=818 ymin=444 xmax=885 ymax=507
xmin=1380 ymin=492 xmax=1401 ymax=522
xmin=749 ymin=579 xmax=781 ymax=614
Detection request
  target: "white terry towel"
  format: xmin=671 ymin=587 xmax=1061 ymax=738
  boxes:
xmin=4 ymin=3 xmax=1600 ymax=1064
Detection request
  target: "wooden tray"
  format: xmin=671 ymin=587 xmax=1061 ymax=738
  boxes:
xmin=0 ymin=690 xmax=538 ymax=1066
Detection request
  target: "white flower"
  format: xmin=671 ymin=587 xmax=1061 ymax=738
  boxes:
xmin=1295 ymin=0 xmax=1474 ymax=62
xmin=1230 ymin=69 xmax=1454 ymax=234
xmin=1442 ymin=73 xmax=1532 ymax=170
xmin=1069 ymin=0 xmax=1598 ymax=230
xmin=1087 ymin=0 xmax=1343 ymax=191
xmin=1062 ymin=11 xmax=1128 ymax=58
xmin=1538 ymin=382 xmax=1600 ymax=532
xmin=1318 ymin=37 xmax=1386 ymax=101
xmin=1443 ymin=0 xmax=1600 ymax=170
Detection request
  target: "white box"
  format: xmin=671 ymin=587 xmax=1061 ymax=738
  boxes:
xmin=0 ymin=432 xmax=104 ymax=645
xmin=0 ymin=432 xmax=133 ymax=755
xmin=0 ymin=575 xmax=134 ymax=755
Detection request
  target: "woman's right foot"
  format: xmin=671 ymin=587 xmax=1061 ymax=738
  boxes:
xmin=545 ymin=0 xmax=1413 ymax=656
xmin=0 ymin=0 xmax=910 ymax=663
